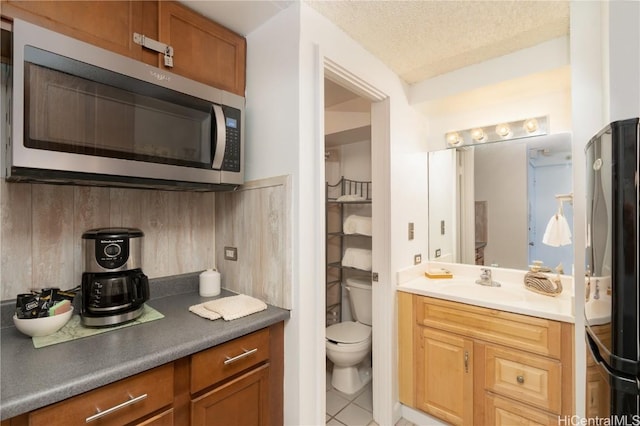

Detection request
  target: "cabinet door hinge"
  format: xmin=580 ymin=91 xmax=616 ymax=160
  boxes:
xmin=133 ymin=33 xmax=174 ymax=67
xmin=372 ymin=272 xmax=379 ymax=282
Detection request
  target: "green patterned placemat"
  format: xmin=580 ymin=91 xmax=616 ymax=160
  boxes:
xmin=32 ymin=305 xmax=164 ymax=349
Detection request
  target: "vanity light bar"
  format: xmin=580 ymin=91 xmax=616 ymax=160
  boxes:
xmin=444 ymin=116 xmax=548 ymax=148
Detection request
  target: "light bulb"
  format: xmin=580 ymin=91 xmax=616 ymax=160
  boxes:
xmin=523 ymin=118 xmax=539 ymax=133
xmin=471 ymin=128 xmax=486 ymax=142
xmin=495 ymin=123 xmax=511 ymax=138
xmin=446 ymin=132 xmax=462 ymax=147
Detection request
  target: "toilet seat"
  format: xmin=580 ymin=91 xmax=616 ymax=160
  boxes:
xmin=326 ymin=321 xmax=371 ymax=345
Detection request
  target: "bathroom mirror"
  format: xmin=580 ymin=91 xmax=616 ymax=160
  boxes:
xmin=428 ymin=133 xmax=573 ymax=272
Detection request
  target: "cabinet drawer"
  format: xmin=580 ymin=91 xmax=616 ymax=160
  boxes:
xmin=29 ymin=364 xmax=174 ymax=426
xmin=191 ymin=328 xmax=270 ymax=394
xmin=485 ymin=392 xmax=559 ymax=426
xmin=135 ymin=408 xmax=174 ymax=426
xmin=415 ymin=296 xmax=562 ymax=358
xmin=484 ymin=345 xmax=562 ymax=414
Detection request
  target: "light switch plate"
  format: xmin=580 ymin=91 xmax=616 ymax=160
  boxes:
xmin=224 ymin=246 xmax=237 ymax=261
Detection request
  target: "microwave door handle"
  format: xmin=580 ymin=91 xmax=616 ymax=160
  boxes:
xmin=212 ymin=104 xmax=226 ymax=170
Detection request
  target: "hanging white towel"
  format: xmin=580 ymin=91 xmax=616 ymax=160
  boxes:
xmin=342 ymin=248 xmax=372 ymax=271
xmin=343 ymin=215 xmax=372 ymax=236
xmin=542 ymin=212 xmax=572 ymax=247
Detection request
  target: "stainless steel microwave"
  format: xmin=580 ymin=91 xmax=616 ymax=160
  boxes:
xmin=5 ymin=19 xmax=244 ymax=191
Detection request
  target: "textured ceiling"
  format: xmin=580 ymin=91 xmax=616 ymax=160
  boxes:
xmin=306 ymin=0 xmax=570 ymax=84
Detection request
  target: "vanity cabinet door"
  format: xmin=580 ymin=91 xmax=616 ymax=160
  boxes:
xmin=415 ymin=326 xmax=473 ymax=426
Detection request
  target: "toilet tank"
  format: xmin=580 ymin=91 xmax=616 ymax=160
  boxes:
xmin=346 ymin=277 xmax=372 ymax=325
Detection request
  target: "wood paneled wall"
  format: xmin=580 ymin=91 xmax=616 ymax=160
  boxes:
xmin=0 ymin=181 xmax=215 ymax=300
xmin=215 ymin=176 xmax=291 ymax=310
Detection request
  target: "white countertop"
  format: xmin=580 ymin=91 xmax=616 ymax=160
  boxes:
xmin=397 ymin=262 xmax=575 ymax=323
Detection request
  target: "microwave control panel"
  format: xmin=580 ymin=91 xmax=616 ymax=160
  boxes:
xmin=221 ymin=106 xmax=241 ymax=172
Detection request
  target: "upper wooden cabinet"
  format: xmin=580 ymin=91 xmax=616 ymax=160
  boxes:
xmin=1 ymin=1 xmax=158 ymax=65
xmin=1 ymin=0 xmax=246 ymax=96
xmin=158 ymin=1 xmax=246 ymax=96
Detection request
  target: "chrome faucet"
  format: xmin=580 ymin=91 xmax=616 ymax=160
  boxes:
xmin=593 ymin=279 xmax=600 ymax=300
xmin=476 ymin=268 xmax=501 ymax=287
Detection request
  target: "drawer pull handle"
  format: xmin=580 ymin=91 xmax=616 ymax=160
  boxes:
xmin=85 ymin=393 xmax=148 ymax=423
xmin=224 ymin=347 xmax=258 ymax=365
xmin=517 ymin=375 xmax=525 ymax=384
xmin=464 ymin=351 xmax=469 ymax=373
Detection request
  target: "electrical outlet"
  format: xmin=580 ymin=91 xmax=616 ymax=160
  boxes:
xmin=224 ymin=246 xmax=238 ymax=261
xmin=435 ymin=249 xmax=441 ymax=258
xmin=414 ymin=254 xmax=422 ymax=265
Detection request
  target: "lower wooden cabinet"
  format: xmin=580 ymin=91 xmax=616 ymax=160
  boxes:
xmin=191 ymin=364 xmax=270 ymax=426
xmin=399 ymin=292 xmax=574 ymax=424
xmin=189 ymin=327 xmax=273 ymax=426
xmin=29 ymin=364 xmax=174 ymax=426
xmin=484 ymin=393 xmax=559 ymax=426
xmin=415 ymin=327 xmax=473 ymax=425
xmin=136 ymin=408 xmax=175 ymax=426
xmin=3 ymin=322 xmax=284 ymax=426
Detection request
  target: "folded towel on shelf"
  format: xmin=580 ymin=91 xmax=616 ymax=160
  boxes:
xmin=342 ymin=248 xmax=372 ymax=271
xmin=189 ymin=294 xmax=268 ymax=321
xmin=336 ymin=194 xmax=366 ymax=202
xmin=343 ymin=215 xmax=372 ymax=236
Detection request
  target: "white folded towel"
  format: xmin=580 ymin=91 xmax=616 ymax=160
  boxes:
xmin=336 ymin=194 xmax=365 ymax=202
xmin=343 ymin=215 xmax=372 ymax=236
xmin=542 ymin=213 xmax=572 ymax=247
xmin=189 ymin=303 xmax=222 ymax=320
xmin=342 ymin=248 xmax=372 ymax=271
xmin=189 ymin=294 xmax=267 ymax=321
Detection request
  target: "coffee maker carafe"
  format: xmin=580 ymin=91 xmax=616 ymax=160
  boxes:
xmin=81 ymin=228 xmax=149 ymax=327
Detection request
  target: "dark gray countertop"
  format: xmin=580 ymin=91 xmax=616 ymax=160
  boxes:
xmin=0 ymin=273 xmax=290 ymax=420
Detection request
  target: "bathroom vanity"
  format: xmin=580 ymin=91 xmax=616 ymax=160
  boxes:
xmin=397 ymin=264 xmax=575 ymax=425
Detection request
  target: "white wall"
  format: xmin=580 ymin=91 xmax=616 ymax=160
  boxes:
xmin=246 ymin=3 xmax=429 ymax=425
xmin=474 ymin=142 xmax=529 ymax=270
xmin=427 ymin=149 xmax=455 ymax=261
xmin=339 ymin=140 xmax=372 ymax=182
xmin=245 ymin=6 xmax=306 ymax=425
xmin=607 ymin=1 xmax=640 ymax=122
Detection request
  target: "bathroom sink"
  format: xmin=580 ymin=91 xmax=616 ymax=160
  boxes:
xmin=437 ymin=282 xmax=526 ymax=303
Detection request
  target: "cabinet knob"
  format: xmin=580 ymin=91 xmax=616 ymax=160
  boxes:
xmin=516 ymin=375 xmax=525 ymax=384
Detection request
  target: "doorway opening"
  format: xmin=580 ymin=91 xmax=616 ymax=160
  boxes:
xmin=323 ymin=77 xmax=375 ymax=425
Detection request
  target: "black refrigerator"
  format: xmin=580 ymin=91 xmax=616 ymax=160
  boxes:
xmin=585 ymin=118 xmax=639 ymax=418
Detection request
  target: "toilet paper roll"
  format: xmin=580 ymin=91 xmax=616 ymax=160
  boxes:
xmin=199 ymin=269 xmax=221 ymax=297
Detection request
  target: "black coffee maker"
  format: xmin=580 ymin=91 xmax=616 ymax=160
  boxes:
xmin=81 ymin=228 xmax=149 ymax=327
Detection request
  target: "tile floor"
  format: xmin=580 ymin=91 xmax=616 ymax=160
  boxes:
xmin=326 ymin=366 xmax=415 ymax=426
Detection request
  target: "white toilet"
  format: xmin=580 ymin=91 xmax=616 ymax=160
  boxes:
xmin=326 ymin=277 xmax=372 ymax=395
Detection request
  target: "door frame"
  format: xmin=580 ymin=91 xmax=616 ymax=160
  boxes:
xmin=321 ymin=56 xmax=393 ymax=424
